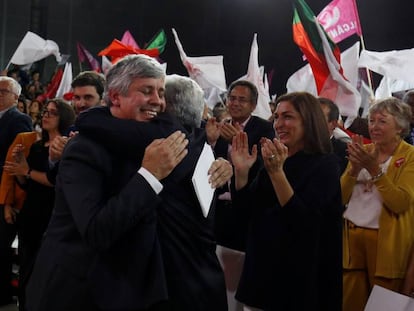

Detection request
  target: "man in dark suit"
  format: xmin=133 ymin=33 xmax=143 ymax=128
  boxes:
xmin=46 ymin=71 xmax=106 ymax=185
xmin=70 ymin=73 xmax=231 ymax=311
xmin=26 ymin=56 xmax=231 ymax=311
xmin=0 ymin=76 xmax=32 ymax=306
xmin=211 ymin=80 xmax=275 ymax=310
xmin=319 ymin=97 xmax=348 ymax=174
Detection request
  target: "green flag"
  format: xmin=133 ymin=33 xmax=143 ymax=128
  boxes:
xmin=145 ymin=29 xmax=167 ymax=54
xmin=293 ymin=0 xmax=340 ymax=93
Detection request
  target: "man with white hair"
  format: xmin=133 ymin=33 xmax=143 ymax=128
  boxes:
xmin=0 ymin=76 xmax=32 ymax=306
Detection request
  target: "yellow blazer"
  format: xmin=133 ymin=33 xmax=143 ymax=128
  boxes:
xmin=342 ymin=140 xmax=414 ymax=278
xmin=0 ymin=132 xmax=38 ymax=210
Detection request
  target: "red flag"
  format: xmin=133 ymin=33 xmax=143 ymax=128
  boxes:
xmin=317 ymin=0 xmax=362 ymax=43
xmin=77 ymin=42 xmax=101 ymax=72
xmin=98 ymin=39 xmax=160 ymax=63
xmin=40 ymin=68 xmax=64 ymax=101
xmin=293 ymin=0 xmax=361 ymax=120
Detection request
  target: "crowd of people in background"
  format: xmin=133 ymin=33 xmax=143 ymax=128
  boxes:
xmin=0 ymin=57 xmax=414 ymax=311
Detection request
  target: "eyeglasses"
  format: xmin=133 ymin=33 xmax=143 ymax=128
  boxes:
xmin=41 ymin=110 xmax=59 ymax=118
xmin=0 ymin=89 xmax=15 ymax=96
xmin=227 ymin=95 xmax=251 ymax=104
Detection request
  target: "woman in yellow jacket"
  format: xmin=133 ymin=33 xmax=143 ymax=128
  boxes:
xmin=341 ymin=97 xmax=414 ymax=311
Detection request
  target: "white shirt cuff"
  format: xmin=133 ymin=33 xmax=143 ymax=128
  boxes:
xmin=138 ymin=167 xmax=163 ymax=194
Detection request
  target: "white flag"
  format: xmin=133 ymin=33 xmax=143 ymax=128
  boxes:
xmin=315 ymin=18 xmax=361 ymax=124
xmin=9 ymin=31 xmax=62 ymax=66
xmin=172 ymin=28 xmax=227 ymax=109
xmin=101 ymin=55 xmax=113 ymax=75
xmin=286 ymin=64 xmax=317 ymax=94
xmin=243 ymin=33 xmax=272 ymax=120
xmin=55 ymin=62 xmax=72 ymax=99
xmin=358 ymin=48 xmax=414 ymax=85
xmin=341 ymin=41 xmax=360 ymax=88
xmin=375 ymin=76 xmax=414 ymax=100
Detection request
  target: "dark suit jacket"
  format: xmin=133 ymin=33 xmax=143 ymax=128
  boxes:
xmin=331 ymin=136 xmax=348 ymax=174
xmin=0 ymin=106 xmax=32 ymax=176
xmin=0 ymin=106 xmax=32 ymax=305
xmin=213 ymin=115 xmax=275 ymax=251
xmin=26 ymin=134 xmax=168 ymax=311
xmin=26 ymin=107 xmax=227 ymax=311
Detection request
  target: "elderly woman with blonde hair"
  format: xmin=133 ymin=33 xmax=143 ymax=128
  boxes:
xmin=342 ymin=97 xmax=414 ymax=311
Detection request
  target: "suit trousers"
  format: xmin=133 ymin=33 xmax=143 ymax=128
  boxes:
xmin=343 ymin=223 xmax=402 ymax=311
xmin=0 ymin=205 xmax=17 ymax=305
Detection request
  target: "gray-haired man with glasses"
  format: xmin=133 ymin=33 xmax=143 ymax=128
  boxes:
xmin=0 ymin=76 xmax=32 ymax=307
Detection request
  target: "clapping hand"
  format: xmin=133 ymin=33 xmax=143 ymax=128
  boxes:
xmin=205 ymin=117 xmax=221 ymax=146
xmin=261 ymin=137 xmax=288 ymax=175
xmin=231 ymin=132 xmax=257 ymax=190
xmin=220 ymin=121 xmax=243 ymax=142
xmin=49 ymin=136 xmax=69 ymax=162
xmin=347 ymin=134 xmax=379 ymax=176
xmin=4 ymin=144 xmax=29 ymax=176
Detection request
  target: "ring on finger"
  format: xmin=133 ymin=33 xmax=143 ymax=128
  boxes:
xmin=269 ymin=154 xmax=276 ymax=160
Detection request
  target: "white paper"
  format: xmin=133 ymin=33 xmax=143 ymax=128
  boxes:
xmin=192 ymin=143 xmax=215 ymax=217
xmin=364 ymin=285 xmax=414 ymax=311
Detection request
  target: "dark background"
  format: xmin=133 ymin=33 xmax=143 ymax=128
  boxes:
xmin=1 ymin=0 xmax=413 ymax=96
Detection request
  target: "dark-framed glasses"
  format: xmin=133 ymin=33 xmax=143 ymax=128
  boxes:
xmin=41 ymin=110 xmax=59 ymax=118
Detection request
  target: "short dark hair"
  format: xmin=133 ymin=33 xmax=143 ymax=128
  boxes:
xmin=318 ymin=97 xmax=340 ymax=122
xmin=71 ymin=71 xmax=105 ymax=99
xmin=276 ymin=92 xmax=332 ymax=154
xmin=17 ymin=95 xmax=27 ymax=113
xmin=228 ymin=80 xmax=258 ymax=106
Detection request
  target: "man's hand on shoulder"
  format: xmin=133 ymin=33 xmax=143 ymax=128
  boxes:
xmin=142 ymin=131 xmax=188 ymax=180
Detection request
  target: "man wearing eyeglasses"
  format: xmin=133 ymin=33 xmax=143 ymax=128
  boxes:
xmin=210 ymin=80 xmax=275 ymax=310
xmin=0 ymin=76 xmax=32 ymax=307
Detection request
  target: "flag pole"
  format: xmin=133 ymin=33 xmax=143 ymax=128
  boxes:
xmin=353 ymin=0 xmax=375 ymax=101
xmin=76 ymin=42 xmax=83 ymax=73
xmin=359 ymin=34 xmax=375 ymax=101
xmin=0 ymin=62 xmax=11 ymax=76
